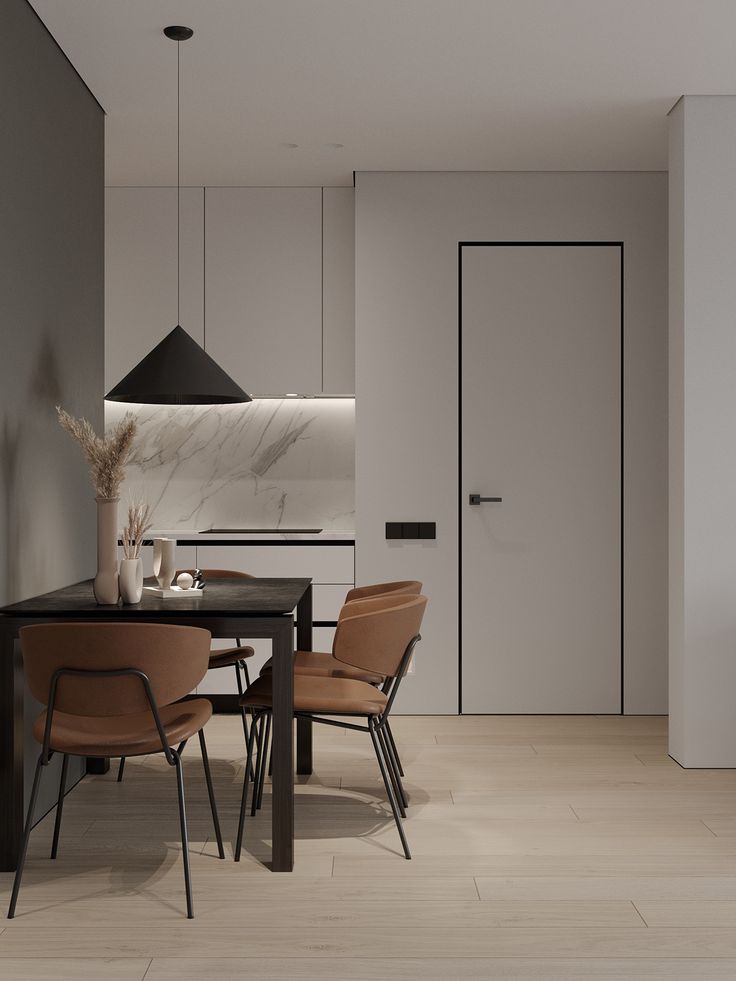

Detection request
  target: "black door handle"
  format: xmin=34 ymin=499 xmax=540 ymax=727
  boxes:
xmin=469 ymin=494 xmax=502 ymax=505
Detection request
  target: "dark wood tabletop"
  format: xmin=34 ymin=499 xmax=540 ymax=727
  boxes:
xmin=0 ymin=577 xmax=312 ymax=618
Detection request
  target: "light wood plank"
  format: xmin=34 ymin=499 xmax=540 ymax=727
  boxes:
xmin=476 ymin=876 xmax=736 ymax=901
xmin=142 ymin=958 xmax=736 ymax=981
xmin=0 ymin=959 xmax=150 ymax=980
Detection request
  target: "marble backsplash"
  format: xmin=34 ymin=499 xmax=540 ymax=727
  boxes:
xmin=105 ymin=399 xmax=355 ymax=531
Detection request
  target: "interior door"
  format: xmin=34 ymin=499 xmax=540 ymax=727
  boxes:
xmin=460 ymin=244 xmax=621 ymax=713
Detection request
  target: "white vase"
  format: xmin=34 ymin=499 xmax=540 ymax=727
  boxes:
xmin=153 ymin=538 xmax=177 ymax=589
xmin=119 ymin=557 xmax=143 ymax=604
xmin=93 ymin=497 xmax=120 ymax=605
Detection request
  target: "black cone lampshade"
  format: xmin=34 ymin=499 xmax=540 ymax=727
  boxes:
xmin=105 ymin=326 xmax=251 ymax=404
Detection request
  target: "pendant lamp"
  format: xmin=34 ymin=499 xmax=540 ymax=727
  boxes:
xmin=106 ymin=26 xmax=251 ymax=405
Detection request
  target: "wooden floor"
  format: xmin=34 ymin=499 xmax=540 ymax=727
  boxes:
xmin=3 ymin=714 xmax=736 ymax=979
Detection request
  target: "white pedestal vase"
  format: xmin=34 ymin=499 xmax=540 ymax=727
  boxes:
xmin=119 ymin=558 xmax=143 ymax=604
xmin=153 ymin=538 xmax=177 ymax=589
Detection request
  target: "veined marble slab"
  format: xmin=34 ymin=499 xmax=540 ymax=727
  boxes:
xmin=105 ymin=398 xmax=355 ymax=531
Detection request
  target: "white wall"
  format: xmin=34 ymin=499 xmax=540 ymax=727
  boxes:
xmin=669 ymin=97 xmax=736 ymax=765
xmin=356 ymin=172 xmax=668 ymax=714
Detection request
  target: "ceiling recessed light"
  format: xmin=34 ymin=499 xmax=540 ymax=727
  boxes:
xmin=325 ymin=143 xmax=344 ymax=149
xmin=285 ymin=393 xmax=299 ymax=397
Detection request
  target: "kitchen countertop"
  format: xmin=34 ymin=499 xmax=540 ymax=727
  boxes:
xmin=148 ymin=529 xmax=356 ymax=544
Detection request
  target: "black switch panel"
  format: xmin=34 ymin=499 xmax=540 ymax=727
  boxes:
xmin=385 ymin=522 xmax=436 ymax=540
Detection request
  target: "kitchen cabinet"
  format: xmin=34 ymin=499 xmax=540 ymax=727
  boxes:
xmin=105 ymin=186 xmax=355 ymax=398
xmin=195 ymin=542 xmax=355 ymax=695
xmin=205 ymin=187 xmax=323 ymax=396
xmin=322 ymin=187 xmax=356 ymax=393
xmin=105 ymin=187 xmax=204 ymax=394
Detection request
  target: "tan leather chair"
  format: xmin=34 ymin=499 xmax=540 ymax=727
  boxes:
xmin=117 ymin=569 xmax=258 ymax=784
xmin=259 ymin=580 xmax=423 ymax=683
xmin=8 ymin=622 xmax=224 ymax=920
xmin=235 ymin=595 xmax=427 ymax=862
xmin=257 ymin=582 xmax=423 ymax=794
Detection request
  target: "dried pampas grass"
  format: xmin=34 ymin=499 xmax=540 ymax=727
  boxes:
xmin=56 ymin=407 xmax=136 ymax=500
xmin=121 ymin=495 xmax=153 ymax=559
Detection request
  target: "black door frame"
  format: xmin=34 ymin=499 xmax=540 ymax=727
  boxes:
xmin=458 ymin=241 xmax=625 ymax=715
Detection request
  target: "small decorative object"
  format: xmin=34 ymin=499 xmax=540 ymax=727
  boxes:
xmin=57 ymin=407 xmax=137 ymax=605
xmin=176 ymin=571 xmax=194 ymax=590
xmin=153 ymin=538 xmax=177 ymax=589
xmin=119 ymin=497 xmax=153 ymax=604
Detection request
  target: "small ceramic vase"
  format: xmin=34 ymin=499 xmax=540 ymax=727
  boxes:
xmin=119 ymin=557 xmax=143 ymax=604
xmin=153 ymin=538 xmax=177 ymax=589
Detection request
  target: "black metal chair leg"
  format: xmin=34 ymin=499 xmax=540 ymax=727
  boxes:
xmin=251 ymin=711 xmax=268 ymax=817
xmin=117 ymin=757 xmax=126 ymax=782
xmin=368 ymin=718 xmax=411 ymax=860
xmin=173 ymin=751 xmax=194 ymax=918
xmin=8 ymin=755 xmax=45 ymax=918
xmin=235 ymin=711 xmax=259 ymax=862
xmin=50 ymin=753 xmax=69 ymax=859
xmin=378 ymin=726 xmax=406 ymax=818
xmin=256 ymin=712 xmax=271 ymax=810
xmin=198 ymin=729 xmax=224 ymax=860
xmin=384 ymin=720 xmax=404 ymax=777
xmin=235 ymin=663 xmax=256 ymax=781
xmin=380 ymin=723 xmax=408 ymax=810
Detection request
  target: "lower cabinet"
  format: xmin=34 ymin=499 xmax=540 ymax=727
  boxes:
xmin=135 ymin=542 xmax=355 ymax=695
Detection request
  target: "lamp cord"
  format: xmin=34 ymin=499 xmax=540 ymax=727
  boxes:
xmin=177 ymin=38 xmax=180 ymax=326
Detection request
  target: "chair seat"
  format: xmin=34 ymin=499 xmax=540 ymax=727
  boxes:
xmin=209 ymin=645 xmax=255 ymax=668
xmin=33 ymin=698 xmax=213 ymax=757
xmin=260 ymin=650 xmax=384 ymax=685
xmin=241 ymin=674 xmax=388 ymax=716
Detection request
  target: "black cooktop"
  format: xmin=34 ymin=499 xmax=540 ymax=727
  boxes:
xmin=200 ymin=528 xmax=323 ymax=534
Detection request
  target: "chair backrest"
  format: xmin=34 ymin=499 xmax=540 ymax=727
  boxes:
xmin=178 ymin=568 xmax=254 ymax=580
xmin=337 ymin=592 xmax=420 ymax=622
xmin=20 ymin=622 xmax=211 ymax=717
xmin=345 ymin=580 xmax=422 ymax=604
xmin=333 ymin=595 xmax=427 ymax=678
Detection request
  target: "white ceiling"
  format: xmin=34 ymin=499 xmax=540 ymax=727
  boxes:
xmin=30 ymin=0 xmax=736 ymax=187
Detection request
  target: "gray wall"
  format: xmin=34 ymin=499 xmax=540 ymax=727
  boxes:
xmin=355 ymin=172 xmax=668 ymax=715
xmin=0 ymin=0 xmax=104 ymax=807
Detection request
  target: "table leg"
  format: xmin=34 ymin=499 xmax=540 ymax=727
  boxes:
xmin=271 ymin=616 xmax=294 ymax=872
xmin=295 ymin=584 xmax=313 ymax=776
xmin=0 ymin=627 xmax=23 ymax=871
xmin=85 ymin=757 xmax=110 ymax=775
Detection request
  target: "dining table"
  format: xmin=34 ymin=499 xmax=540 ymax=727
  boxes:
xmin=0 ymin=576 xmax=313 ymax=873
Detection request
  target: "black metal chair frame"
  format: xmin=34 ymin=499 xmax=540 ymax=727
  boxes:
xmin=8 ymin=665 xmax=225 ymax=920
xmin=117 ymin=638 xmax=256 ymax=783
xmin=235 ymin=634 xmax=421 ymax=863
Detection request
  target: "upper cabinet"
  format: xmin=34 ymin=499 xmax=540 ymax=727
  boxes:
xmin=322 ymin=188 xmax=356 ymax=394
xmin=205 ymin=188 xmax=322 ymax=396
xmin=105 ymin=186 xmax=355 ymax=397
xmin=105 ymin=187 xmax=204 ymax=394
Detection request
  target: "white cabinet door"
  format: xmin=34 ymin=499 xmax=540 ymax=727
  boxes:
xmin=322 ymin=188 xmax=355 ymax=394
xmin=204 ymin=188 xmax=322 ymax=396
xmin=196 ymin=545 xmax=354 ymax=584
xmin=105 ymin=187 xmax=204 ymax=393
xmin=461 ymin=244 xmax=621 ymax=713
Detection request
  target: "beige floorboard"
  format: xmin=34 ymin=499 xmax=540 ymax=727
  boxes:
xmin=140 ymin=958 xmax=736 ymax=981
xmin=2 ymin=715 xmax=736 ymax=979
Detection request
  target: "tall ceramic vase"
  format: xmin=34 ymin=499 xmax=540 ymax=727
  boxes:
xmin=94 ymin=497 xmax=120 ymax=605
